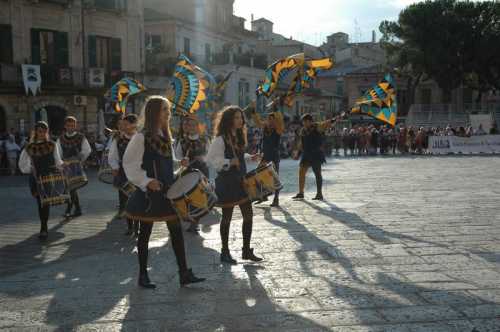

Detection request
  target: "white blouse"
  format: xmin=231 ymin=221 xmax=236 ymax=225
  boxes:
xmin=56 ymin=132 xmax=92 ymax=162
xmin=206 ymin=136 xmax=252 ymax=172
xmin=107 ymin=133 xmax=134 ymax=171
xmin=123 ymin=132 xmax=179 ymax=192
xmin=18 ymin=143 xmax=64 ymax=174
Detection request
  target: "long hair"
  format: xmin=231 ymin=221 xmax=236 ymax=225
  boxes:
xmin=138 ymin=95 xmax=172 ymax=141
xmin=213 ymin=105 xmax=247 ymax=149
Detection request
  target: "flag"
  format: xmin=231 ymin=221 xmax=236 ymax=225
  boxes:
xmin=105 ymin=77 xmax=146 ymax=113
xmin=351 ymin=74 xmax=397 ymax=126
xmin=257 ymin=53 xmax=305 ymax=97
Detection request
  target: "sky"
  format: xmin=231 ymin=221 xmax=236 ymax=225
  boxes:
xmin=233 ymin=0 xmax=421 ymax=46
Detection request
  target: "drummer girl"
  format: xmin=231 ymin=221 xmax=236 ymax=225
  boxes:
xmin=108 ymin=114 xmax=139 ymax=236
xmin=18 ymin=121 xmax=64 ymax=240
xmin=206 ymin=106 xmax=263 ymax=264
xmin=123 ymin=96 xmax=205 ymax=289
xmin=174 ymin=113 xmax=210 ymax=233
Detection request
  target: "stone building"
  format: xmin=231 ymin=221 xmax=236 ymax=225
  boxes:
xmin=0 ymin=0 xmax=144 ymax=137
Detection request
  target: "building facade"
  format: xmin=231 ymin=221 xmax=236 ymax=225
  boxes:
xmin=0 ymin=0 xmax=144 ymax=137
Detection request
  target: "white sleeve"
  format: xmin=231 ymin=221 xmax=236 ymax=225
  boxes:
xmin=80 ymin=137 xmax=92 ymax=161
xmin=53 ymin=144 xmax=64 ymax=169
xmin=123 ymin=133 xmax=153 ymax=192
xmin=206 ymin=136 xmax=231 ymax=172
xmin=174 ymin=141 xmax=184 ymax=160
xmin=56 ymin=139 xmax=63 ymax=159
xmin=18 ymin=149 xmax=32 ymax=174
xmin=108 ymin=139 xmax=120 ymax=170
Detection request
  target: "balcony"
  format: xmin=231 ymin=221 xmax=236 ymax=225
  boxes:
xmin=0 ymin=64 xmax=151 ymax=91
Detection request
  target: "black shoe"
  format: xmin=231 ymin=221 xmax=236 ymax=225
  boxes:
xmin=63 ymin=207 xmax=72 ymax=218
xmin=138 ymin=273 xmax=156 ymax=289
xmin=242 ymin=248 xmax=263 ymax=262
xmin=71 ymin=210 xmax=82 ymax=218
xmin=292 ymin=193 xmax=304 ymax=199
xmin=220 ymin=249 xmax=237 ymax=265
xmin=179 ymin=269 xmax=206 ymax=287
xmin=38 ymin=231 xmax=48 ymax=240
xmin=312 ymin=194 xmax=324 ymax=201
xmin=270 ymin=198 xmax=280 ymax=207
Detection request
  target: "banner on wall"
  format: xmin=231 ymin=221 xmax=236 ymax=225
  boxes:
xmin=428 ymin=135 xmax=500 ymax=154
xmin=21 ymin=64 xmax=42 ymax=96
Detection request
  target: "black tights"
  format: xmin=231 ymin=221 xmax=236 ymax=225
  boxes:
xmin=137 ymin=220 xmax=188 ymax=275
xmin=67 ymin=190 xmax=80 ymax=211
xmin=220 ymin=201 xmax=253 ymax=251
xmin=36 ymin=197 xmax=50 ymax=233
xmin=298 ymin=162 xmax=323 ymax=195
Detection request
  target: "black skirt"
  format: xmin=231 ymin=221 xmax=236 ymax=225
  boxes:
xmin=215 ymin=169 xmax=248 ymax=208
xmin=125 ymin=189 xmax=178 ymax=222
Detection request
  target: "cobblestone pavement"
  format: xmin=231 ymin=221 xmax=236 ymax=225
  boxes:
xmin=1 ymin=156 xmax=500 ymax=331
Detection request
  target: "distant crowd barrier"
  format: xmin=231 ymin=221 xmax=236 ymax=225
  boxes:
xmin=428 ymin=135 xmax=500 ymax=154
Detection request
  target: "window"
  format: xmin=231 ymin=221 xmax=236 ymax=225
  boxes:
xmin=31 ymin=29 xmax=68 ymax=65
xmin=238 ymin=79 xmax=249 ymax=107
xmin=0 ymin=25 xmax=13 ymax=64
xmin=93 ymin=0 xmax=126 ymax=10
xmin=88 ymin=35 xmax=121 ymax=71
xmin=336 ymin=79 xmax=344 ymax=96
xmin=151 ymin=35 xmax=161 ymax=51
xmin=205 ymin=43 xmax=211 ymax=63
xmin=463 ymin=88 xmax=473 ymax=104
xmin=184 ymin=37 xmax=190 ymax=56
xmin=420 ymin=88 xmax=432 ymax=104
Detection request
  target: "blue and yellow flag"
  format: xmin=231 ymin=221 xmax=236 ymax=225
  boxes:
xmin=351 ymin=74 xmax=397 ymax=126
xmin=105 ymin=78 xmax=146 ymax=113
xmin=257 ymin=53 xmax=305 ymax=97
xmin=167 ymin=55 xmax=208 ymax=114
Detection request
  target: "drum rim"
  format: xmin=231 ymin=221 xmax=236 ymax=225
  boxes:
xmin=244 ymin=162 xmax=274 ymax=178
xmin=167 ymin=170 xmax=204 ymax=200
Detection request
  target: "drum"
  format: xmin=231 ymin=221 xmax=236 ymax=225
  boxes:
xmin=98 ymin=150 xmax=114 ymax=184
xmin=37 ymin=172 xmax=70 ymax=207
xmin=243 ymin=163 xmax=283 ymax=202
xmin=63 ymin=159 xmax=88 ymax=191
xmin=166 ymin=170 xmax=217 ymax=220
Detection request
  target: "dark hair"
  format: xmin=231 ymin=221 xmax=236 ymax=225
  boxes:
xmin=301 ymin=113 xmax=313 ymax=122
xmin=123 ymin=114 xmax=138 ymax=124
xmin=214 ymin=105 xmax=247 ymax=149
xmin=64 ymin=116 xmax=77 ymax=124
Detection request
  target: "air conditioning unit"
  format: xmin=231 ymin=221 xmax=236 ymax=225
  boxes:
xmin=74 ymin=95 xmax=87 ymax=106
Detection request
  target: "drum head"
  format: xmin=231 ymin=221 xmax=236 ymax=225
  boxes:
xmin=167 ymin=171 xmax=201 ymax=199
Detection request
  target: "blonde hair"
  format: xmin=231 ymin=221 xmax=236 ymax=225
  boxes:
xmin=138 ymin=95 xmax=173 ymax=142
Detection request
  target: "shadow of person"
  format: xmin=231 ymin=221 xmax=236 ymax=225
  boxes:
xmin=0 ymin=217 xmax=138 ymax=329
xmin=301 ymin=199 xmax=450 ymax=248
xmin=261 ymin=206 xmax=361 ymax=282
xmin=119 ymin=224 xmax=331 ymax=331
xmin=0 ymin=216 xmax=74 ymax=276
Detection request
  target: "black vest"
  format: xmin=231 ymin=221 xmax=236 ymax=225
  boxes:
xmin=26 ymin=141 xmax=56 ymax=176
xmin=301 ymin=125 xmax=325 ymax=163
xmin=142 ymin=132 xmax=174 ymax=188
xmin=261 ymin=128 xmax=281 ymax=162
xmin=59 ymin=133 xmax=83 ymax=159
xmin=221 ymin=136 xmax=246 ymax=176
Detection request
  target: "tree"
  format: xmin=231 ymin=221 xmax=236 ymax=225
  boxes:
xmin=380 ymin=0 xmax=500 ymax=102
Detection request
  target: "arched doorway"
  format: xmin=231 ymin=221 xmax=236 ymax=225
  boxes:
xmin=35 ymin=106 xmax=67 ymax=137
xmin=0 ymin=106 xmax=6 ymax=135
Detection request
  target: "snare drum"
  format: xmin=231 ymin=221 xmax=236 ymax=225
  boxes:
xmin=37 ymin=172 xmax=70 ymax=207
xmin=63 ymin=159 xmax=88 ymax=191
xmin=243 ymin=163 xmax=283 ymax=202
xmin=98 ymin=150 xmax=114 ymax=184
xmin=166 ymin=170 xmax=217 ymax=220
